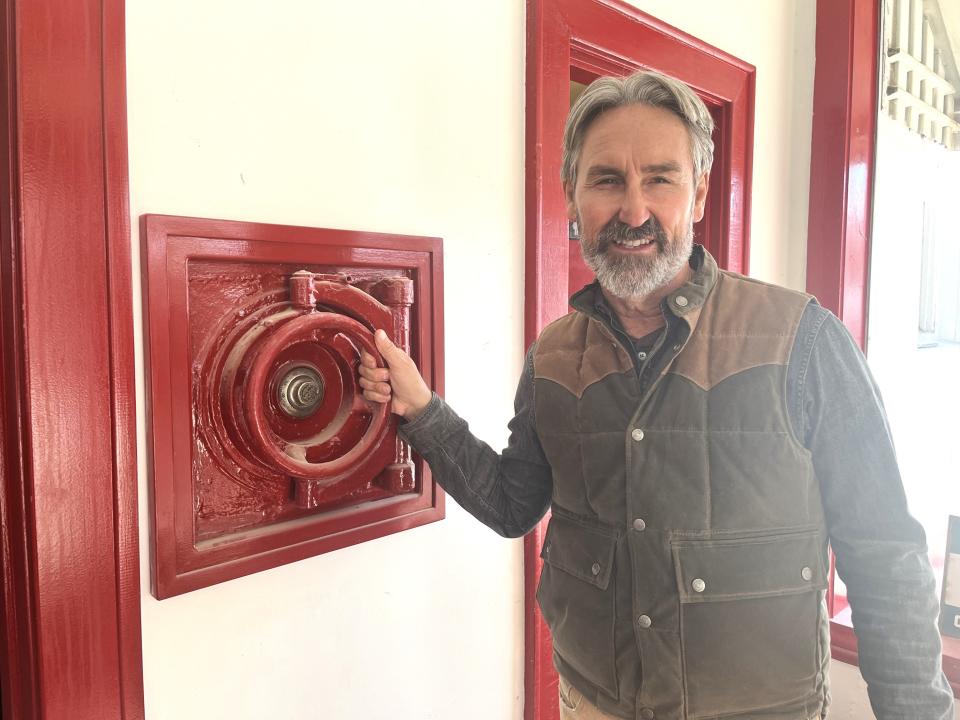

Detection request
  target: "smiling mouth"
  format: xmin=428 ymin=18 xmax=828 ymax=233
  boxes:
xmin=612 ymin=237 xmax=656 ymax=248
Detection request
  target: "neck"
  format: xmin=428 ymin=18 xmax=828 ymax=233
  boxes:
xmin=602 ymin=263 xmax=692 ymax=338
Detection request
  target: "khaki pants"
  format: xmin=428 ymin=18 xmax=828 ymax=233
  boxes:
xmin=558 ymin=676 xmax=618 ymax=719
xmin=558 ymin=676 xmax=822 ymax=720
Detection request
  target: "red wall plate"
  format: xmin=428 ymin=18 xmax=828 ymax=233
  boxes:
xmin=141 ymin=214 xmax=444 ymax=599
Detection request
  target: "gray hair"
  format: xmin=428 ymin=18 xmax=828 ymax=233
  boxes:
xmin=561 ymin=70 xmax=715 ymax=188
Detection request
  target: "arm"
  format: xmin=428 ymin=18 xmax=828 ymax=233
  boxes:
xmin=798 ymin=308 xmax=954 ymax=718
xmin=359 ymin=330 xmax=553 ymax=538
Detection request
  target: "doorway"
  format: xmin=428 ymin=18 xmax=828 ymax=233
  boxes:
xmin=524 ymin=2 xmax=756 ymax=718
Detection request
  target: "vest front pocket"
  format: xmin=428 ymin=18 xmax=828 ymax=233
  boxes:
xmin=671 ymin=529 xmax=828 ymax=718
xmin=537 ymin=512 xmax=620 ymax=698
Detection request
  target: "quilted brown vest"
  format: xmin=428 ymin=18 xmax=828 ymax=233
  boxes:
xmin=533 ymin=255 xmax=831 ymax=720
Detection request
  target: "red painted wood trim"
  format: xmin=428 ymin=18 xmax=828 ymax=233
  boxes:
xmin=805 ymin=0 xmax=878 ymax=347
xmin=810 ymin=2 xmax=960 ymax=696
xmin=102 ymin=0 xmax=145 ymax=713
xmin=525 ymin=0 xmax=571 ymax=344
xmin=0 ymin=3 xmax=42 ymax=717
xmin=524 ymin=3 xmax=567 ymax=718
xmin=523 ymin=519 xmax=557 ymax=720
xmin=524 ymin=3 xmax=755 ymax=719
xmin=806 ymin=0 xmax=878 ymax=672
xmin=0 ymin=0 xmax=143 ymax=717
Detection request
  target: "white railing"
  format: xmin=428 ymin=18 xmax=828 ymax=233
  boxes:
xmin=882 ymin=0 xmax=960 ymax=149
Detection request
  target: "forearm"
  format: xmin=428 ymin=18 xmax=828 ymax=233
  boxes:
xmin=836 ymin=538 xmax=952 ymax=717
xmin=398 ymin=368 xmax=552 ymax=539
xmin=801 ymin=310 xmax=954 ymax=717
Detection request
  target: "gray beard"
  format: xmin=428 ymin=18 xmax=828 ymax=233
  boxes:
xmin=580 ymin=216 xmax=694 ymax=300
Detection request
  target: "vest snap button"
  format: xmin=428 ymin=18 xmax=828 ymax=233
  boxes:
xmin=640 ymin=709 xmax=656 ymax=720
xmin=691 ymin=578 xmax=706 ymax=593
xmin=631 ymin=428 xmax=645 ymax=442
xmin=632 ymin=518 xmax=646 ymax=532
xmin=801 ymin=566 xmax=813 ymax=581
xmin=637 ymin=614 xmax=652 ymax=629
xmin=674 ymin=295 xmax=689 ymax=308
xmin=591 ymin=562 xmax=601 ymax=576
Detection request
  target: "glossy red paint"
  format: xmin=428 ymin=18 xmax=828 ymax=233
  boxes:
xmin=806 ymin=0 xmax=879 ymax=671
xmin=0 ymin=0 xmax=143 ymax=717
xmin=809 ymin=1 xmax=960 ymax=695
xmin=806 ymin=0 xmax=878 ymax=350
xmin=142 ymin=214 xmax=444 ymax=599
xmin=525 ymin=2 xmax=755 ymax=717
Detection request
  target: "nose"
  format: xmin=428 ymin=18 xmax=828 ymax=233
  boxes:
xmin=618 ymin=182 xmax=650 ymax=228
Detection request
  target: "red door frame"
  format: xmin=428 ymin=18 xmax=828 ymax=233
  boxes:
xmin=806 ymin=0 xmax=879 ymax=667
xmin=524 ymin=2 xmax=755 ymax=717
xmin=806 ymin=0 xmax=878 ymax=352
xmin=808 ymin=0 xmax=960 ymax=694
xmin=0 ymin=0 xmax=143 ymax=718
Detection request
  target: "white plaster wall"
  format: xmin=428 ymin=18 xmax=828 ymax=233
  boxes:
xmin=127 ymin=1 xmax=526 ymax=718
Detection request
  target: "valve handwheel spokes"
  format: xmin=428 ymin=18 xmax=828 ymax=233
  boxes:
xmin=243 ymin=312 xmax=392 ymax=486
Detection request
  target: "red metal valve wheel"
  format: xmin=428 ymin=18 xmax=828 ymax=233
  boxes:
xmin=243 ymin=312 xmax=391 ymax=485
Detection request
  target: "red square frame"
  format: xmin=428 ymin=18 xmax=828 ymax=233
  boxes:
xmin=141 ymin=214 xmax=444 ymax=599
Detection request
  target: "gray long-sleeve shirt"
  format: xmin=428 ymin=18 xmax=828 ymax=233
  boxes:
xmin=399 ymin=273 xmax=955 ymax=718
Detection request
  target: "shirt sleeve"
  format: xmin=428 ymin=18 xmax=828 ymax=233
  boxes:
xmin=397 ymin=345 xmax=553 ymax=538
xmin=797 ymin=307 xmax=955 ymax=718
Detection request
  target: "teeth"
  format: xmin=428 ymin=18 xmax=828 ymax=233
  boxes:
xmin=614 ymin=238 xmax=653 ymax=248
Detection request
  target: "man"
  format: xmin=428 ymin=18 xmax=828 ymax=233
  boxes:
xmin=358 ymin=71 xmax=955 ymax=719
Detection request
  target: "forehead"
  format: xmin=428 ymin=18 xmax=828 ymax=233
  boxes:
xmin=578 ymin=104 xmax=692 ymax=173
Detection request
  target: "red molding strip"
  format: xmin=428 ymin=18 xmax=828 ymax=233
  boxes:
xmin=806 ymin=0 xmax=878 ymax=348
xmin=807 ymin=0 xmax=959 ymax=697
xmin=0 ymin=0 xmax=144 ymax=717
xmin=102 ymin=0 xmax=145 ymax=714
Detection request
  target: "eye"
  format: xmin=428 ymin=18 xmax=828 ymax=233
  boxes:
xmin=649 ymin=176 xmax=671 ymax=185
xmin=593 ymin=176 xmax=622 ymax=186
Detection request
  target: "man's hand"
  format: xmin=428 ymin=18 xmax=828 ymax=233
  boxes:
xmin=358 ymin=329 xmax=432 ymax=421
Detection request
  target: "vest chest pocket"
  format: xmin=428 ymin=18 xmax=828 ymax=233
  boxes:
xmin=671 ymin=530 xmax=828 ymax=718
xmin=537 ymin=512 xmax=619 ymax=698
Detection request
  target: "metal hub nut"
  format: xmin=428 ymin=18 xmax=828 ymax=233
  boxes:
xmin=277 ymin=366 xmax=324 ymax=418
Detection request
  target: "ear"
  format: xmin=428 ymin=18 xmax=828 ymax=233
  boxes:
xmin=564 ymin=181 xmax=578 ymax=221
xmin=692 ymin=172 xmax=709 ymax=223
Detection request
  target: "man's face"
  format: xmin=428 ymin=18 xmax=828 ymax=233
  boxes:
xmin=565 ymin=103 xmax=709 ymax=299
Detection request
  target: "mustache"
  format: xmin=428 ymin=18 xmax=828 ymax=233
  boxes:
xmin=595 ymin=216 xmax=668 ymax=247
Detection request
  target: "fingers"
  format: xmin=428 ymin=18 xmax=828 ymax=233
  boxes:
xmin=361 ymin=389 xmax=392 ymax=404
xmin=358 ymin=353 xmax=390 ymax=382
xmin=359 ymin=330 xmax=426 ymax=414
xmin=361 ymin=332 xmax=404 ymax=370
xmin=358 ymin=375 xmax=392 ymax=396
xmin=374 ymin=329 xmax=406 ymax=366
xmin=359 ymin=341 xmax=392 ymax=404
xmin=359 ymin=374 xmax=392 ymax=404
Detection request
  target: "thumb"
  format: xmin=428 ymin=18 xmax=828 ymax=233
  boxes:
xmin=373 ymin=329 xmax=403 ymax=365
